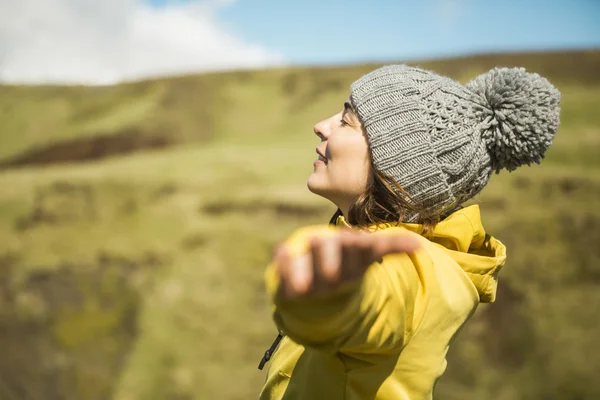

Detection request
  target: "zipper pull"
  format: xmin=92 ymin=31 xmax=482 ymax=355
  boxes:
xmin=258 ymin=333 xmax=283 ymax=370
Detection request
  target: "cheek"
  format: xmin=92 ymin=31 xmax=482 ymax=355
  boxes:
xmin=326 ymin=134 xmax=370 ymax=193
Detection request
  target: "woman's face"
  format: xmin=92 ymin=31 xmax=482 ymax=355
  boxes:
xmin=307 ymin=101 xmax=371 ymax=214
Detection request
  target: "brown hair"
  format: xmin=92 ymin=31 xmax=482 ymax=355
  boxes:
xmin=329 ymin=101 xmax=440 ymax=236
xmin=328 ymin=168 xmax=439 ymax=237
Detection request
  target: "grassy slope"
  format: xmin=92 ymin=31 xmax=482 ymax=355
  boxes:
xmin=0 ymin=50 xmax=599 ymax=399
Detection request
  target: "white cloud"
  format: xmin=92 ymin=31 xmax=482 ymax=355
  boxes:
xmin=0 ymin=0 xmax=284 ymax=85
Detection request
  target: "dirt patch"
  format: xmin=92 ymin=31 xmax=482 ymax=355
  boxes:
xmin=201 ymin=200 xmax=328 ymax=218
xmin=180 ymin=233 xmax=208 ymax=251
xmin=512 ymin=176 xmax=532 ymax=190
xmin=0 ymin=127 xmax=174 ymax=169
xmin=15 ymin=181 xmax=97 ymax=231
xmin=540 ymin=176 xmax=598 ymax=199
xmin=150 ymin=183 xmax=179 ymax=203
xmin=481 ymin=197 xmax=507 ymax=210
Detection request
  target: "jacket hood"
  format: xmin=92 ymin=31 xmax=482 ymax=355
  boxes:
xmin=335 ymin=205 xmax=506 ymax=303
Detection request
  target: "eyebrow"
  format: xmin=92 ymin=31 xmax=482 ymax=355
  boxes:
xmin=342 ymin=101 xmax=355 ymax=119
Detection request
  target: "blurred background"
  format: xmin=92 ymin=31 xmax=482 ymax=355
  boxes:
xmin=0 ymin=0 xmax=599 ymax=399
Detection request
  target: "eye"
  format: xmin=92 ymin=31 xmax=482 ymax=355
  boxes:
xmin=340 ymin=118 xmax=349 ymax=127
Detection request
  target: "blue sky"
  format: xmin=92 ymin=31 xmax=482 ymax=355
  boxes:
xmin=2 ymin=0 xmax=598 ymax=84
xmin=152 ymin=0 xmax=600 ymax=65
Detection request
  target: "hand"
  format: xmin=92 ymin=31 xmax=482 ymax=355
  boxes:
xmin=274 ymin=229 xmax=420 ymax=298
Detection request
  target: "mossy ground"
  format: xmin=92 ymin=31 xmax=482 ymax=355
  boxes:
xmin=0 ymin=50 xmax=599 ymax=399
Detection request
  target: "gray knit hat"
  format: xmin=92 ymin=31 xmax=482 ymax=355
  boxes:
xmin=350 ymin=65 xmax=561 ymax=222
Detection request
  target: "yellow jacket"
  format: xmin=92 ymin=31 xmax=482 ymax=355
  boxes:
xmin=259 ymin=205 xmax=506 ymax=400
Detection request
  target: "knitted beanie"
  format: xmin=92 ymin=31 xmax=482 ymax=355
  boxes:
xmin=349 ymin=65 xmax=561 ymax=222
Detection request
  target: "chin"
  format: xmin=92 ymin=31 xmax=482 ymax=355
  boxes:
xmin=307 ymin=173 xmax=328 ymax=197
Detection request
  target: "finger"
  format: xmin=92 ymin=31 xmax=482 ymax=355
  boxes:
xmin=343 ymin=231 xmax=370 ymax=272
xmin=289 ymin=253 xmax=313 ymax=296
xmin=310 ymin=237 xmax=326 ymax=291
xmin=340 ymin=231 xmax=362 ymax=281
xmin=355 ymin=233 xmax=378 ymax=271
xmin=321 ymin=235 xmax=342 ymax=281
xmin=311 ymin=235 xmax=341 ymax=285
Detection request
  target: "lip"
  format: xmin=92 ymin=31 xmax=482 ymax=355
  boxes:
xmin=316 ymin=148 xmax=328 ymax=164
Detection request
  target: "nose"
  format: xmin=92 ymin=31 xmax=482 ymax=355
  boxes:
xmin=313 ymin=118 xmax=329 ymax=141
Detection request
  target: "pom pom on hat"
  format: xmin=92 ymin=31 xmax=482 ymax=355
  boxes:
xmin=467 ymin=67 xmax=561 ymax=172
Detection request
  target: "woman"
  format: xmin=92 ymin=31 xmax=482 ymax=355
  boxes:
xmin=258 ymin=65 xmax=560 ymax=399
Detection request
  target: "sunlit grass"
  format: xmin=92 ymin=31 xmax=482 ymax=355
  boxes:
xmin=0 ymin=50 xmax=599 ymax=399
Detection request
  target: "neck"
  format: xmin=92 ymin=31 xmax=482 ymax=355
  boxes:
xmin=328 ymin=194 xmax=354 ymax=222
xmin=337 ymin=201 xmax=351 ymax=222
xmin=315 ymin=192 xmax=352 ymax=222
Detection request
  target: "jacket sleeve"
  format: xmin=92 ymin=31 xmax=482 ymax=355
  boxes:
xmin=264 ymin=225 xmax=431 ymax=363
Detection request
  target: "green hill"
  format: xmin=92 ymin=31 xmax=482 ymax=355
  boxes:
xmin=0 ymin=49 xmax=599 ymax=400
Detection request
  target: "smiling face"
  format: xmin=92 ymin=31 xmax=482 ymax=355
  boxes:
xmin=307 ymin=100 xmax=372 ymax=216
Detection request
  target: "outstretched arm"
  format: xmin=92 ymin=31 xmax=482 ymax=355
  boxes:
xmin=266 ymin=225 xmax=427 ymax=360
xmin=275 ymin=228 xmax=419 ymax=298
